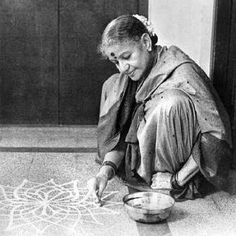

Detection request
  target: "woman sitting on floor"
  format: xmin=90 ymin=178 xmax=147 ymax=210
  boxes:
xmin=87 ymin=14 xmax=232 ymax=201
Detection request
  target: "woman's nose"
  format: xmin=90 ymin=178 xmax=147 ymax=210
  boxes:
xmin=118 ymin=61 xmax=129 ymax=73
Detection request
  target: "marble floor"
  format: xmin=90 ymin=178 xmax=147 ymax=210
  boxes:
xmin=0 ymin=126 xmax=235 ymax=236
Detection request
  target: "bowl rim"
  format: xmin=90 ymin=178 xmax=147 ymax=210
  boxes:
xmin=123 ymin=191 xmax=175 ymax=212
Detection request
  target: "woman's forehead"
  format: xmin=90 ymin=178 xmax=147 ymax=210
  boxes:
xmin=105 ymin=41 xmax=138 ymax=58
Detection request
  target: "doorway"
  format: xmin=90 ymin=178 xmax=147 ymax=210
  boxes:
xmin=210 ymin=0 xmax=236 ymax=163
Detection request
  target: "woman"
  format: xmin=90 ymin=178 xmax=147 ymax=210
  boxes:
xmin=87 ymin=15 xmax=232 ymax=201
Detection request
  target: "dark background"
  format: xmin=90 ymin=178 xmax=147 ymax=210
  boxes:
xmin=211 ymin=0 xmax=236 ymax=166
xmin=0 ymin=0 xmax=147 ymax=124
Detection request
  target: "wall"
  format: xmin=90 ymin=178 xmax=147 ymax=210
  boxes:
xmin=0 ymin=0 xmax=148 ymax=125
xmin=149 ymin=0 xmax=214 ymax=76
xmin=0 ymin=0 xmax=59 ymax=124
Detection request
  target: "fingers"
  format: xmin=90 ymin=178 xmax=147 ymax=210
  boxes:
xmin=87 ymin=176 xmax=108 ymax=203
xmin=87 ymin=177 xmax=99 ymax=201
xmin=97 ymin=178 xmax=107 ymax=198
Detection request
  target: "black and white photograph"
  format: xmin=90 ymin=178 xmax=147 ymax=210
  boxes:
xmin=0 ymin=0 xmax=235 ymax=235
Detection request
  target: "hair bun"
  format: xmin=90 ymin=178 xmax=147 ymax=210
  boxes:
xmin=151 ymin=34 xmax=158 ymax=46
xmin=132 ymin=14 xmax=154 ymax=36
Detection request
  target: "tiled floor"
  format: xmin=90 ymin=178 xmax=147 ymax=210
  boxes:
xmin=0 ymin=126 xmax=235 ymax=236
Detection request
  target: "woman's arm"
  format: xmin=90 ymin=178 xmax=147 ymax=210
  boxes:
xmin=100 ymin=136 xmax=126 ymax=178
xmin=98 ymin=149 xmax=125 ymax=180
xmin=87 ymin=147 xmax=125 ymax=202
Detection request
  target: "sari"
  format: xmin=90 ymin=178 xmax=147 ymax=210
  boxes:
xmin=97 ymin=46 xmax=232 ymax=200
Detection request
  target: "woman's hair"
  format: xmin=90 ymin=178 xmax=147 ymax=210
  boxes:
xmin=98 ymin=15 xmax=158 ymax=57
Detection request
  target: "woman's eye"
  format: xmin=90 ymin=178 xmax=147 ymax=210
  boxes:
xmin=123 ymin=55 xmax=131 ymax=60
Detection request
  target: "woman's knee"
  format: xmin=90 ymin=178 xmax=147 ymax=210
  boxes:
xmin=144 ymin=89 xmax=196 ymax=123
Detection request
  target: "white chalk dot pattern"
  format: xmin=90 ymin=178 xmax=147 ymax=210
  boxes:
xmin=0 ymin=179 xmax=121 ymax=235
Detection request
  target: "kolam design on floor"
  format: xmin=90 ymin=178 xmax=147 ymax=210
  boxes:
xmin=0 ymin=179 xmax=120 ymax=235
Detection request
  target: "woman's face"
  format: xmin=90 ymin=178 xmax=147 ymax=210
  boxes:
xmin=105 ymin=34 xmax=152 ymax=81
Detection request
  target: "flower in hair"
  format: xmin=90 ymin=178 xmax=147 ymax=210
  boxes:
xmin=133 ymin=14 xmax=154 ymax=36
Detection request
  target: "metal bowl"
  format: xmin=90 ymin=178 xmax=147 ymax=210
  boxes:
xmin=123 ymin=191 xmax=175 ymax=223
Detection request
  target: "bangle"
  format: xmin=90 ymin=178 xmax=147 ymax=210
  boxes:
xmin=170 ymin=173 xmax=184 ymax=190
xmin=102 ymin=161 xmax=117 ymax=178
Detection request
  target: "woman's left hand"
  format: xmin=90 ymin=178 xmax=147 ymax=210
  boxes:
xmin=151 ymin=172 xmax=172 ymax=190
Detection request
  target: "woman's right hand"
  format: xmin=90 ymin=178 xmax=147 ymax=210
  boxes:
xmin=87 ymin=164 xmax=115 ymax=202
xmin=87 ymin=173 xmax=108 ymax=202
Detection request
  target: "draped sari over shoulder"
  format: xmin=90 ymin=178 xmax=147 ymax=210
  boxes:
xmin=97 ymin=46 xmax=232 ymax=200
